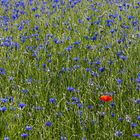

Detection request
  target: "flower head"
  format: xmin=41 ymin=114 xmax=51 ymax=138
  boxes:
xmin=137 ymin=116 xmax=140 ymax=120
xmin=115 ymin=131 xmax=123 ymax=137
xmin=131 ymin=123 xmax=138 ymax=128
xmin=21 ymin=133 xmax=28 ymax=138
xmin=49 ymin=98 xmax=56 ymax=103
xmin=67 ymin=87 xmax=75 ymax=92
xmin=19 ymin=103 xmax=26 ymax=109
xmin=116 ymin=79 xmax=123 ymax=84
xmin=45 ymin=121 xmax=53 ymax=127
xmin=100 ymin=95 xmax=113 ymax=102
xmin=132 ymin=134 xmax=140 ymax=138
xmin=4 ymin=136 xmax=10 ymax=140
xmin=25 ymin=126 xmax=33 ymax=131
xmin=0 ymin=106 xmax=7 ymax=112
xmin=99 ymin=67 xmax=105 ymax=72
xmin=0 ymin=68 xmax=6 ymax=75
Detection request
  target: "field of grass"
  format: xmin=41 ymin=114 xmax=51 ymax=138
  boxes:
xmin=0 ymin=0 xmax=140 ymax=140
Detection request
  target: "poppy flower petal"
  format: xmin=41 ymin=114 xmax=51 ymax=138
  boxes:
xmin=100 ymin=95 xmax=113 ymax=102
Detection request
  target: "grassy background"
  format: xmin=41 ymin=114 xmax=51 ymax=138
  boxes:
xmin=0 ymin=0 xmax=140 ymax=139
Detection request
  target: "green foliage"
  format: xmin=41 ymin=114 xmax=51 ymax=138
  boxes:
xmin=0 ymin=0 xmax=140 ymax=139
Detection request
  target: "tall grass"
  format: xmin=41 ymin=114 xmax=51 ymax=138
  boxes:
xmin=0 ymin=0 xmax=140 ymax=139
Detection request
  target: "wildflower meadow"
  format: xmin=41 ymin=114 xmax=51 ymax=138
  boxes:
xmin=0 ymin=0 xmax=140 ymax=140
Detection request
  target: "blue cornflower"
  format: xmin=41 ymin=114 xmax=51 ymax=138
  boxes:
xmin=71 ymin=97 xmax=79 ymax=102
xmin=77 ymin=103 xmax=83 ymax=108
xmin=73 ymin=41 xmax=81 ymax=45
xmin=21 ymin=133 xmax=28 ymax=138
xmin=73 ymin=57 xmax=80 ymax=61
xmin=34 ymin=14 xmax=40 ymax=18
xmin=53 ymin=38 xmax=60 ymax=44
xmin=87 ymin=105 xmax=94 ymax=109
xmin=1 ymin=98 xmax=8 ymax=103
xmin=115 ymin=131 xmax=123 ymax=137
xmin=86 ymin=46 xmax=93 ymax=50
xmin=132 ymin=134 xmax=140 ymax=138
xmin=32 ymin=7 xmax=38 ymax=11
xmin=19 ymin=103 xmax=26 ymax=109
xmin=9 ymin=76 xmax=14 ymax=81
xmin=131 ymin=123 xmax=138 ymax=128
xmin=86 ymin=16 xmax=91 ymax=20
xmin=67 ymin=87 xmax=75 ymax=92
xmin=20 ymin=10 xmax=26 ymax=15
xmin=12 ymin=14 xmax=18 ymax=20
xmin=25 ymin=126 xmax=33 ymax=131
xmin=65 ymin=46 xmax=73 ymax=51
xmin=106 ymin=23 xmax=112 ymax=27
xmin=71 ymin=101 xmax=76 ymax=105
xmin=78 ymin=19 xmax=83 ymax=23
xmin=128 ymin=16 xmax=135 ymax=20
xmin=4 ymin=137 xmax=10 ymax=140
xmin=119 ymin=55 xmax=128 ymax=61
xmin=135 ymin=99 xmax=140 ymax=104
xmin=116 ymin=79 xmax=123 ymax=84
xmin=137 ymin=116 xmax=140 ymax=120
xmin=117 ymin=40 xmax=122 ymax=44
xmin=91 ymin=72 xmax=99 ymax=77
xmin=34 ymin=26 xmax=39 ymax=30
xmin=119 ymin=5 xmax=123 ymax=11
xmin=12 ymin=42 xmax=20 ymax=49
xmin=104 ymin=45 xmax=112 ymax=50
xmin=18 ymin=25 xmax=24 ymax=31
xmin=91 ymin=36 xmax=97 ymax=41
xmin=118 ymin=118 xmax=124 ymax=122
xmin=48 ymin=60 xmax=52 ymax=63
xmin=136 ymin=78 xmax=140 ymax=83
xmin=0 ymin=106 xmax=7 ymax=112
xmin=110 ymin=29 xmax=116 ymax=33
xmin=0 ymin=68 xmax=6 ymax=75
xmin=134 ymin=6 xmax=139 ymax=9
xmin=86 ymin=68 xmax=92 ymax=72
xmin=132 ymin=20 xmax=138 ymax=26
xmin=49 ymin=98 xmax=56 ymax=103
xmin=106 ymin=19 xmax=114 ymax=23
xmin=45 ymin=121 xmax=53 ymax=127
xmin=21 ymin=90 xmax=29 ymax=93
xmin=117 ymin=50 xmax=124 ymax=56
xmin=99 ymin=67 xmax=105 ymax=72
xmin=111 ymin=113 xmax=116 ymax=117
xmin=122 ymin=25 xmax=129 ymax=29
xmin=42 ymin=64 xmax=46 ymax=68
xmin=110 ymin=102 xmax=116 ymax=107
xmin=95 ymin=61 xmax=101 ymax=65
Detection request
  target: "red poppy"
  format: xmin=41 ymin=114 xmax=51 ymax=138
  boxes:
xmin=100 ymin=95 xmax=113 ymax=102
